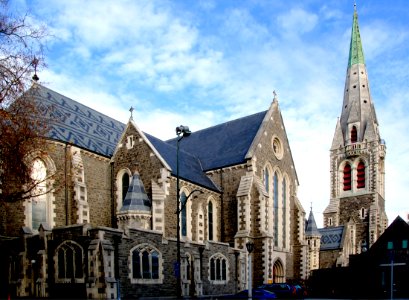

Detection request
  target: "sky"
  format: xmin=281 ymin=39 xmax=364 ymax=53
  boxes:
xmin=9 ymin=0 xmax=409 ymax=227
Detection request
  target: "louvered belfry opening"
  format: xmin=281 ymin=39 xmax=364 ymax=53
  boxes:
xmin=357 ymin=161 xmax=365 ymax=188
xmin=343 ymin=163 xmax=352 ymax=191
xmin=351 ymin=126 xmax=357 ymax=143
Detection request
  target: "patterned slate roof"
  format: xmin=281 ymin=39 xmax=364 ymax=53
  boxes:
xmin=166 ymin=111 xmax=267 ymax=171
xmin=30 ymin=84 xmax=125 ymax=157
xmin=319 ymin=226 xmax=345 ymax=250
xmin=120 ymin=171 xmax=151 ymax=212
xmin=30 ymin=84 xmax=263 ymax=191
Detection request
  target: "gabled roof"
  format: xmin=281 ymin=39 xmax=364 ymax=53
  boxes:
xmin=29 ymin=84 xmax=265 ymax=191
xmin=319 ymin=226 xmax=344 ymax=250
xmin=30 ymin=84 xmax=125 ymax=157
xmin=165 ymin=111 xmax=267 ymax=171
xmin=370 ymin=216 xmax=409 ymax=253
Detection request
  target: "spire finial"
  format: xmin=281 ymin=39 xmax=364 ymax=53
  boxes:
xmin=32 ymin=57 xmax=39 ymax=82
xmin=129 ymin=106 xmax=134 ymax=120
xmin=273 ymin=90 xmax=278 ymax=102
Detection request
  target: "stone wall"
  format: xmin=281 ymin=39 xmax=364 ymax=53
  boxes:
xmin=319 ymin=249 xmax=340 ymax=269
xmin=81 ymin=149 xmax=112 ymax=227
xmin=208 ymin=166 xmax=247 ymax=246
xmin=112 ymin=124 xmax=165 ymax=211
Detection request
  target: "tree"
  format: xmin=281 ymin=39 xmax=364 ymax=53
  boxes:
xmin=0 ymin=0 xmax=53 ymax=203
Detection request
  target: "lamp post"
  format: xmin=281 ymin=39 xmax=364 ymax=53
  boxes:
xmin=246 ymin=241 xmax=254 ymax=300
xmin=176 ymin=125 xmax=191 ymax=299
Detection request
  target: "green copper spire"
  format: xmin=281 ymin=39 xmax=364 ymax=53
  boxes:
xmin=348 ymin=4 xmax=365 ymax=66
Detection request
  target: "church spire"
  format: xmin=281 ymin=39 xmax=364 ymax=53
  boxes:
xmin=325 ymin=3 xmax=388 ymax=254
xmin=348 ymin=3 xmax=365 ymax=67
xmin=332 ymin=4 xmax=379 ymax=149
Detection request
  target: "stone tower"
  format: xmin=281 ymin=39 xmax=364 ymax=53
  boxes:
xmin=324 ymin=5 xmax=388 ymax=253
xmin=305 ymin=208 xmax=321 ymax=274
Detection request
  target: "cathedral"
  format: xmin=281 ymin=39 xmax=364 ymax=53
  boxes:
xmin=0 ymin=4 xmax=388 ymax=299
xmin=306 ymin=5 xmax=388 ymax=270
xmin=0 ymin=82 xmax=307 ymax=298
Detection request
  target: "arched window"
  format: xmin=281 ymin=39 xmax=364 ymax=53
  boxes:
xmin=116 ymin=169 xmax=131 ymax=211
xmin=282 ymin=177 xmax=287 ymax=248
xmin=56 ymin=241 xmax=83 ymax=281
xmin=357 ymin=161 xmax=365 ymax=189
xmin=122 ymin=173 xmax=130 ymax=203
xmin=131 ymin=245 xmax=160 ymax=281
xmin=351 ymin=126 xmax=357 ymax=143
xmin=24 ymin=153 xmax=56 ymax=231
xmin=343 ymin=163 xmax=352 ymax=191
xmin=273 ymin=172 xmax=279 ymax=247
xmin=209 ymin=253 xmax=228 ymax=282
xmin=264 ymin=168 xmax=269 ymax=192
xmin=31 ymin=159 xmax=48 ymax=230
xmin=208 ymin=201 xmax=213 ymax=241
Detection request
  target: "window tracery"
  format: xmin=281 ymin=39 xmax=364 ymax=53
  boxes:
xmin=130 ymin=244 xmax=162 ymax=283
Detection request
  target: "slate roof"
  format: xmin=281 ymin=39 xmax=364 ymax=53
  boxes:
xmin=120 ymin=171 xmax=151 ymax=212
xmin=30 ymin=84 xmax=125 ymax=157
xmin=319 ymin=226 xmax=344 ymax=250
xmin=30 ymin=84 xmax=264 ymax=192
xmin=145 ymin=133 xmax=219 ymax=191
xmin=306 ymin=210 xmax=321 ymax=237
xmin=166 ymin=111 xmax=267 ymax=171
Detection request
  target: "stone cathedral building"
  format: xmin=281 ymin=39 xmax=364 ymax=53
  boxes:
xmin=306 ymin=5 xmax=388 ymax=270
xmin=0 ymin=80 xmax=308 ymax=299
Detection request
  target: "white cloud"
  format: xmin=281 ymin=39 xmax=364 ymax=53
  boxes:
xmin=21 ymin=0 xmax=409 ymax=228
xmin=277 ymin=8 xmax=318 ymax=35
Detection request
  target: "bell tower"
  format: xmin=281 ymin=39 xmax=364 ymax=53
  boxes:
xmin=324 ymin=4 xmax=388 ymax=251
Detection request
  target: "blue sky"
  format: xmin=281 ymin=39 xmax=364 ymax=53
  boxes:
xmin=11 ymin=0 xmax=409 ymax=227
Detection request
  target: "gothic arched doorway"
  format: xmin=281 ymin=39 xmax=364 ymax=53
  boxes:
xmin=272 ymin=259 xmax=285 ymax=283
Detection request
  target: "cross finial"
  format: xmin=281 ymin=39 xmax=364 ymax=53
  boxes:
xmin=273 ymin=90 xmax=278 ymax=102
xmin=310 ymin=202 xmax=313 ymax=212
xmin=129 ymin=106 xmax=134 ymax=120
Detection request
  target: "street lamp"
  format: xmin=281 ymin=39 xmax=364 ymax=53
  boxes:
xmin=175 ymin=125 xmax=190 ymax=299
xmin=246 ymin=241 xmax=254 ymax=300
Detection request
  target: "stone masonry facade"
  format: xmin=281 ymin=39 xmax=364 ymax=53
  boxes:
xmin=0 ymin=87 xmax=308 ymax=299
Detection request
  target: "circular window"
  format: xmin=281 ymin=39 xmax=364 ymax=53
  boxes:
xmin=272 ymin=137 xmax=283 ymax=160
